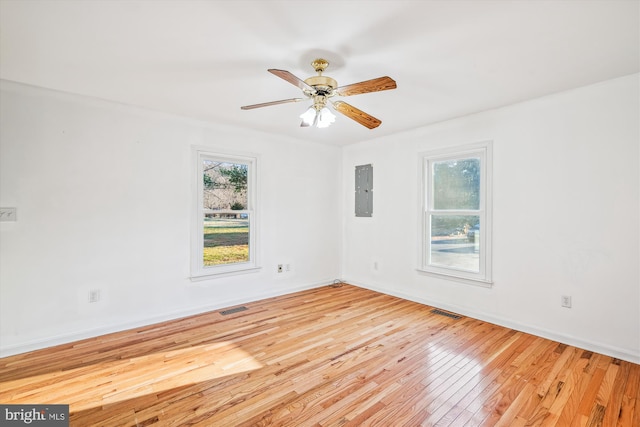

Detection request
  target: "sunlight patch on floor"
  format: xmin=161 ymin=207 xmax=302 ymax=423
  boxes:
xmin=0 ymin=341 xmax=263 ymax=412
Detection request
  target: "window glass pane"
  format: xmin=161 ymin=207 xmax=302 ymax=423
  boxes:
xmin=433 ymin=158 xmax=480 ymax=210
xmin=203 ymin=214 xmax=249 ymax=266
xmin=202 ymin=160 xmax=250 ymax=267
xmin=203 ymin=161 xmax=248 ymax=210
xmin=430 ymin=215 xmax=480 ymax=272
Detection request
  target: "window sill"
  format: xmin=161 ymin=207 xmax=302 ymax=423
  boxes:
xmin=190 ymin=265 xmax=262 ymax=282
xmin=416 ymin=268 xmax=493 ymax=288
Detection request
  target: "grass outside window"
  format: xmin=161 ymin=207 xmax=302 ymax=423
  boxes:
xmin=203 ymin=218 xmax=249 ymax=266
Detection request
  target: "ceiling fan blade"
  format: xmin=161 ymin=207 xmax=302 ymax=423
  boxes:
xmin=240 ymin=98 xmax=305 ymax=110
xmin=332 ymin=101 xmax=382 ymax=129
xmin=336 ymin=76 xmax=397 ymax=97
xmin=268 ymin=69 xmax=315 ymax=92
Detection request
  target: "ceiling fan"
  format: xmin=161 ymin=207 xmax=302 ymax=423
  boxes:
xmin=240 ymin=58 xmax=397 ymax=129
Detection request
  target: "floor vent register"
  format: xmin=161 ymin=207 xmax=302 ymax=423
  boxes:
xmin=431 ymin=308 xmax=462 ymax=319
xmin=220 ymin=306 xmax=248 ymax=315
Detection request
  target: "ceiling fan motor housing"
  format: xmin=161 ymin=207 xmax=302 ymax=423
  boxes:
xmin=304 ymin=75 xmax=337 ymax=97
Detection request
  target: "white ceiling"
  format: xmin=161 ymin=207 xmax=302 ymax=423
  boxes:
xmin=1 ymin=0 xmax=638 ymax=146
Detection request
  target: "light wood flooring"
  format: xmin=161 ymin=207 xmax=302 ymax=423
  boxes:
xmin=1 ymin=284 xmax=639 ymax=426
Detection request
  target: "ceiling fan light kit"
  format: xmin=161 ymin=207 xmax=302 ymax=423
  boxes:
xmin=241 ymin=58 xmax=396 ymax=129
xmin=300 ymin=106 xmax=335 ymax=128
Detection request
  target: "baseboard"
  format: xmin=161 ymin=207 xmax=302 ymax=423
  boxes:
xmin=345 ymin=279 xmax=640 ymax=364
xmin=0 ymin=279 xmax=333 ymax=358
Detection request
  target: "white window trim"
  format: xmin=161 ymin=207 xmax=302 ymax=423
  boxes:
xmin=418 ymin=141 xmax=493 ymax=286
xmin=190 ymin=147 xmax=260 ymax=280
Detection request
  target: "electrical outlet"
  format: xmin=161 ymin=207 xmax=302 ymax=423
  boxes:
xmin=89 ymin=289 xmax=101 ymax=303
xmin=561 ymin=295 xmax=572 ymax=308
xmin=277 ymin=264 xmax=283 ymax=273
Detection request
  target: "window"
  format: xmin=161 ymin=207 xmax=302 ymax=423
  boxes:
xmin=191 ymin=149 xmax=258 ymax=279
xmin=420 ymin=142 xmax=492 ymax=284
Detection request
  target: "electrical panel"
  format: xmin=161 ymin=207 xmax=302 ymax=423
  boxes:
xmin=355 ymin=164 xmax=373 ymax=217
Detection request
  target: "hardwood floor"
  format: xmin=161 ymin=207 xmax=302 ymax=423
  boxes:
xmin=1 ymin=284 xmax=638 ymax=426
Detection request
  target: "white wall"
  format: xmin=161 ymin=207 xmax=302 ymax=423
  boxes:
xmin=342 ymin=74 xmax=640 ymax=363
xmin=0 ymin=81 xmax=342 ymax=356
xmin=2 ymin=75 xmax=639 ymax=363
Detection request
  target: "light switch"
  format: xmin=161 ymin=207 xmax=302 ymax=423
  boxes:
xmin=0 ymin=208 xmax=17 ymax=222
